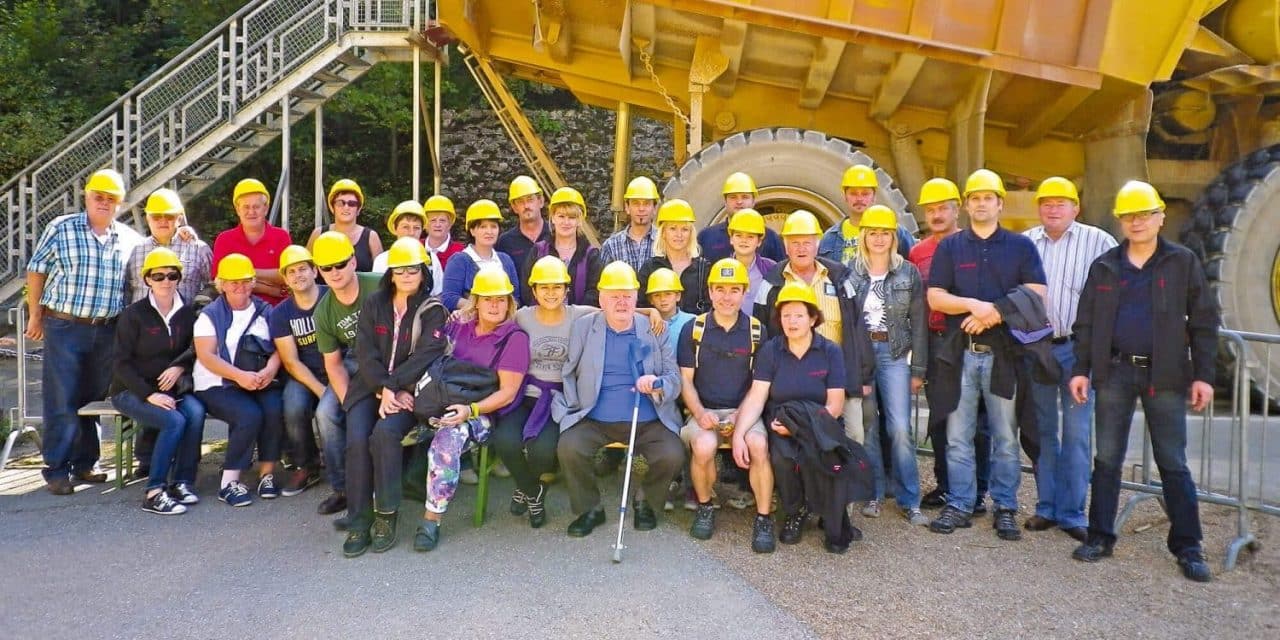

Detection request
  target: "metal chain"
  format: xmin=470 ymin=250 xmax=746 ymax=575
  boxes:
xmin=638 ymin=46 xmax=692 ymax=128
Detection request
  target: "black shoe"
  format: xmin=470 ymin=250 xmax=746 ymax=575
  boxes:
xmin=994 ymin=509 xmax=1021 ymax=541
xmin=526 ymin=485 xmax=547 ymax=529
xmin=972 ymin=495 xmax=988 ymax=515
xmin=1023 ymin=515 xmax=1056 ymax=531
xmin=128 ymin=466 xmax=151 ymax=482
xmin=1177 ymin=550 xmax=1212 ymax=583
xmin=779 ymin=506 xmax=809 ymax=545
xmin=824 ymin=538 xmax=850 ymax=554
xmin=332 ymin=514 xmax=351 ymax=531
xmin=567 ymin=508 xmax=606 ymax=537
xmin=689 ymin=503 xmax=716 ymax=540
xmin=921 ymin=487 xmax=947 ymax=509
xmin=46 ymin=477 xmax=74 ymax=496
xmin=317 ymin=492 xmax=347 ymax=515
xmin=370 ymin=511 xmax=398 ymax=553
xmin=848 ymin=524 xmax=864 ymax=542
xmin=413 ymin=520 xmax=441 ymax=552
xmin=1072 ymin=539 xmax=1114 ymax=563
xmin=509 ymin=489 xmax=529 ymax=516
xmin=1064 ymin=526 xmax=1088 ymax=543
xmin=343 ymin=527 xmax=372 ymax=558
xmin=751 ymin=515 xmax=776 ymax=553
xmin=633 ymin=501 xmax=658 ymax=531
xmin=929 ymin=505 xmax=973 ymax=534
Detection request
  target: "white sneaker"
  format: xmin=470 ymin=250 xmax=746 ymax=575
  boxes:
xmin=491 ymin=460 xmax=511 ymax=478
xmin=143 ymin=490 xmax=187 ymax=515
xmin=460 ymin=468 xmax=480 ymax=485
xmin=861 ymin=500 xmax=882 ymax=518
xmin=905 ymin=508 xmax=929 ymax=526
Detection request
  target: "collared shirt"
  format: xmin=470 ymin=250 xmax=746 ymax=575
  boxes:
xmin=1113 ymin=255 xmax=1155 ymax=356
xmin=496 ymin=223 xmax=549 ymax=271
xmin=753 ymin=333 xmax=846 ymax=406
xmin=1025 ymin=222 xmax=1117 ymax=337
xmin=27 ymin=212 xmax=143 ymax=319
xmin=588 ymin=325 xmax=658 ymax=423
xmin=599 ymin=225 xmax=658 ymax=273
xmin=125 ymin=234 xmax=213 ymax=304
xmin=908 ymin=234 xmax=947 ymax=332
xmin=928 ymin=226 xmax=1046 ymax=333
xmin=677 ymin=311 xmax=763 ymax=409
xmin=147 ymin=290 xmax=186 ymax=333
xmin=212 ymin=223 xmax=292 ymax=305
xmin=781 ymin=262 xmax=843 ymax=345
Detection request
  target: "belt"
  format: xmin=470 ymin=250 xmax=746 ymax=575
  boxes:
xmin=967 ymin=338 xmax=993 ymax=354
xmin=1113 ymin=352 xmax=1151 ymax=367
xmin=1051 ymin=335 xmax=1073 ymax=345
xmin=44 ymin=309 xmax=115 ymax=326
xmin=868 ymin=330 xmax=889 ymax=342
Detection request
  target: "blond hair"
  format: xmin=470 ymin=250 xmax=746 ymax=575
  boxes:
xmin=853 ymin=226 xmax=902 ymax=273
xmin=653 ymin=221 xmax=701 ymax=258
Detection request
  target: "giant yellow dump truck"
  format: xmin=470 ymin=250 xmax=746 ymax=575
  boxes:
xmin=437 ymin=0 xmax=1280 ymax=395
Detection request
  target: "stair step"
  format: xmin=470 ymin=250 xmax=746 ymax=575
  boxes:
xmin=241 ymin=121 xmax=274 ymax=133
xmin=198 ymin=155 xmax=236 ymax=165
xmin=335 ymin=51 xmax=372 ymax=68
xmin=218 ymin=139 xmax=257 ymax=150
xmin=293 ymin=88 xmax=327 ymax=101
xmin=264 ymin=103 xmax=306 ymax=118
xmin=312 ymin=70 xmax=345 ymax=83
xmin=177 ymin=172 xmax=215 ymax=181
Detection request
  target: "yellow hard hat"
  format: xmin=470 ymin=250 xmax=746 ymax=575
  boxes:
xmin=707 ymin=258 xmax=749 ymax=286
xmin=84 ymin=169 xmax=126 ymax=199
xmin=465 ymin=199 xmax=504 ymax=226
xmin=727 ymin=208 xmax=766 ymax=236
xmin=508 ymin=175 xmax=543 ymax=202
xmin=624 ymin=176 xmax=660 ymax=201
xmin=656 ymin=199 xmax=696 ymax=225
xmin=963 ymin=169 xmax=1006 ymax=198
xmin=141 ymin=247 xmax=183 ymax=277
xmin=917 ymin=178 xmax=961 ymax=206
xmin=143 ymin=188 xmax=184 ymax=215
xmin=1113 ymin=180 xmax=1165 ymax=216
xmin=387 ymin=200 xmax=427 ymax=234
xmin=471 ymin=267 xmax=515 ymax=297
xmin=1035 ymin=176 xmax=1080 ymax=204
xmin=312 ymin=230 xmax=355 ymax=267
xmin=232 ymin=178 xmax=270 ymax=205
xmin=859 ymin=205 xmax=898 ymax=231
xmin=528 ymin=255 xmax=572 ymax=285
xmin=645 ymin=268 xmax=683 ymax=294
xmin=216 ymin=253 xmax=256 ymax=281
xmin=722 ymin=172 xmax=758 ymax=196
xmin=775 ymin=281 xmax=818 ymax=308
xmin=278 ymin=245 xmax=314 ymax=273
xmin=326 ymin=179 xmax=365 ymax=208
xmin=422 ymin=194 xmax=457 ymax=224
xmin=549 ymin=186 xmax=587 ymax=216
xmin=841 ymin=164 xmax=878 ymax=190
xmin=598 ymin=261 xmax=641 ymax=291
xmin=385 ymin=236 xmax=431 ymax=269
xmin=781 ymin=210 xmax=821 ymax=236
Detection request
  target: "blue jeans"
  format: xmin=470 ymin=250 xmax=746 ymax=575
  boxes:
xmin=315 ymin=355 xmax=355 ymax=491
xmin=282 ymin=377 xmax=322 ymax=470
xmin=945 ymin=351 xmax=1020 ymax=513
xmin=111 ymin=390 xmax=205 ymax=491
xmin=1090 ymin=361 xmax=1203 ymax=555
xmin=195 ymin=385 xmax=284 ymax=471
xmin=342 ymin=395 xmax=381 ymax=527
xmin=39 ymin=316 xmax=116 ymax=480
xmin=862 ymin=341 xmax=921 ymax=509
xmin=1030 ymin=341 xmax=1092 ymax=528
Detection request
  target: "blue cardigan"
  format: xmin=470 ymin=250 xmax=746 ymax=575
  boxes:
xmin=440 ymin=248 xmax=522 ymax=310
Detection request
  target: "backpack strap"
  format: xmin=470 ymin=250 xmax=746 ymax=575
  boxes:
xmin=691 ymin=313 xmax=708 ymax=368
xmin=748 ymin=315 xmax=763 ymax=367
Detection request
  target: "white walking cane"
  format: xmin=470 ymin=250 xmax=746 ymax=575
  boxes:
xmin=612 ymin=378 xmax=662 ymax=563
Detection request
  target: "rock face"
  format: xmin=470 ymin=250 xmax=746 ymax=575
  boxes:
xmin=440 ymin=106 xmax=673 ymax=237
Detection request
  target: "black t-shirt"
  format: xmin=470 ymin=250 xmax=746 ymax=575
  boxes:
xmin=753 ymin=334 xmax=846 ymax=406
xmin=677 ymin=312 xmax=765 ymax=409
xmin=269 ymin=286 xmax=329 ymax=382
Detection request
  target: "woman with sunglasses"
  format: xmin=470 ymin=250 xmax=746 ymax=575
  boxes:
xmin=307 ymin=179 xmax=382 ymax=272
xmin=341 ymin=238 xmax=450 ymax=557
xmin=193 ymin=253 xmax=285 ymax=507
xmin=110 ymin=248 xmax=206 ymax=514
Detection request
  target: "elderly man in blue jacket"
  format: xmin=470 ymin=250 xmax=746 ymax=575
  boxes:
xmin=554 ymin=261 xmax=684 ymax=537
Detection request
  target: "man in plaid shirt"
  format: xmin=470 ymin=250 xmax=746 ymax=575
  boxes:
xmin=124 ymin=188 xmax=213 ymax=304
xmin=599 ymin=176 xmax=660 ymax=273
xmin=25 ymin=169 xmax=144 ymax=495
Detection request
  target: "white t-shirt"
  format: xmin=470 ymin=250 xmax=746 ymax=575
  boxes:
xmin=193 ymin=305 xmax=272 ymax=391
xmin=863 ymin=273 xmax=888 ymax=332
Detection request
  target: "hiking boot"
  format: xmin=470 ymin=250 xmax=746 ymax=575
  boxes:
xmin=1177 ymin=550 xmax=1212 ymax=583
xmin=751 ymin=515 xmax=776 ymax=553
xmin=413 ymin=520 xmax=440 ymax=552
xmin=370 ymin=511 xmax=399 ymax=553
xmin=317 ymin=492 xmax=347 ymax=515
xmin=994 ymin=509 xmax=1021 ymax=541
xmin=861 ymin=500 xmax=882 ymax=518
xmin=921 ymin=487 xmax=947 ymax=508
xmin=509 ymin=489 xmax=528 ymax=516
xmin=633 ymin=500 xmax=658 ymax=531
xmin=72 ymin=469 xmax=108 ymax=483
xmin=929 ymin=505 xmax=972 ymax=534
xmin=779 ymin=506 xmax=809 ymax=545
xmin=46 ymin=477 xmax=74 ymax=496
xmin=168 ymin=483 xmax=199 ymax=505
xmin=526 ymin=484 xmax=547 ymax=529
xmin=257 ymin=474 xmax=280 ymax=499
xmin=689 ymin=503 xmax=716 ymax=540
xmin=218 ymin=481 xmax=252 ymax=507
xmin=343 ymin=526 xmax=372 ymax=558
xmin=1072 ymin=538 xmax=1114 ymax=563
xmin=142 ymin=490 xmax=187 ymax=515
xmin=281 ymin=468 xmax=320 ymax=497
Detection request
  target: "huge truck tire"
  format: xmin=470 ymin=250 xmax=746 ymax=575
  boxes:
xmin=661 ymin=128 xmax=915 ymax=233
xmin=1179 ymin=143 xmax=1280 ymax=400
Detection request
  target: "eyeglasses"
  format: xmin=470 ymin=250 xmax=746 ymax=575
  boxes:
xmin=1117 ymin=212 xmax=1159 ymax=224
xmin=333 ymin=198 xmax=360 ymax=208
xmin=318 ymin=258 xmax=351 ymax=272
xmin=391 ymin=265 xmax=422 ymax=275
xmin=146 ymin=271 xmax=182 ymax=282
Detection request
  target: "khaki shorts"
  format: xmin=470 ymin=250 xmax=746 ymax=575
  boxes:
xmin=680 ymin=407 xmax=766 ymax=446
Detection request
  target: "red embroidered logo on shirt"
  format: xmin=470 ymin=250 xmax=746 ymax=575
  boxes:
xmin=957 ymin=262 xmax=978 ymax=270
xmin=809 ymin=369 xmax=828 ymax=377
xmin=375 ymin=325 xmax=389 ymax=335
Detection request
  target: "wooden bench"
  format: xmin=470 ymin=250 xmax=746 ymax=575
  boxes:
xmin=77 ymin=401 xmax=139 ymax=490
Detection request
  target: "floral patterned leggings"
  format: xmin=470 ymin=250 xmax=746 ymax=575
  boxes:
xmin=424 ymin=417 xmax=493 ymax=514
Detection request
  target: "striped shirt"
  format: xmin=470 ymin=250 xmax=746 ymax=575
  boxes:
xmin=1024 ymin=222 xmax=1117 ymax=337
xmin=124 ymin=234 xmax=214 ymax=303
xmin=781 ymin=262 xmax=843 ymax=346
xmin=599 ymin=226 xmax=657 ymax=273
xmin=27 ymin=213 xmax=144 ymax=319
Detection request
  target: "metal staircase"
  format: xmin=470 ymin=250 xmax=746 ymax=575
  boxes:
xmin=0 ymin=0 xmax=432 ymax=303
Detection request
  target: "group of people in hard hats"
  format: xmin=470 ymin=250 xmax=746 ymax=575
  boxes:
xmin=25 ymin=162 xmax=1216 ymax=582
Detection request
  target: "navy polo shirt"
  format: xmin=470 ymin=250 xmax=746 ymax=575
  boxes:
xmin=588 ymin=326 xmax=658 ymax=423
xmin=928 ymin=227 xmax=1046 ymax=332
xmin=753 ymin=334 xmax=846 ymax=406
xmin=677 ymin=311 xmax=766 ymax=409
xmin=1112 ymin=256 xmax=1155 ymax=356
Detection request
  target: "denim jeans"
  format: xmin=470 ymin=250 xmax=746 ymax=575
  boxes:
xmin=1090 ymin=360 xmax=1203 ymax=555
xmin=281 ymin=377 xmax=322 ymax=470
xmin=1030 ymin=340 xmax=1092 ymax=528
xmin=39 ymin=316 xmax=116 ymax=480
xmin=315 ymin=354 xmax=355 ymax=491
xmin=196 ymin=385 xmax=283 ymax=471
xmin=343 ymin=396 xmax=380 ymax=527
xmin=111 ymin=390 xmax=205 ymax=491
xmin=945 ymin=351 xmax=1020 ymax=513
xmin=926 ymin=332 xmax=991 ymax=496
xmin=862 ymin=341 xmax=921 ymax=509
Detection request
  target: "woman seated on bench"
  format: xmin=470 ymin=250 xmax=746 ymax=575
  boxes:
xmin=110 ymin=248 xmax=205 ymax=515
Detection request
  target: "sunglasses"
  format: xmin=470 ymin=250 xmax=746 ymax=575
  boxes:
xmin=146 ymin=271 xmax=182 ymax=282
xmin=391 ymin=265 xmax=422 ymax=275
xmin=318 ymin=258 xmax=351 ymax=272
xmin=147 ymin=214 xmax=179 ymax=222
xmin=333 ymin=198 xmax=360 ymax=208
